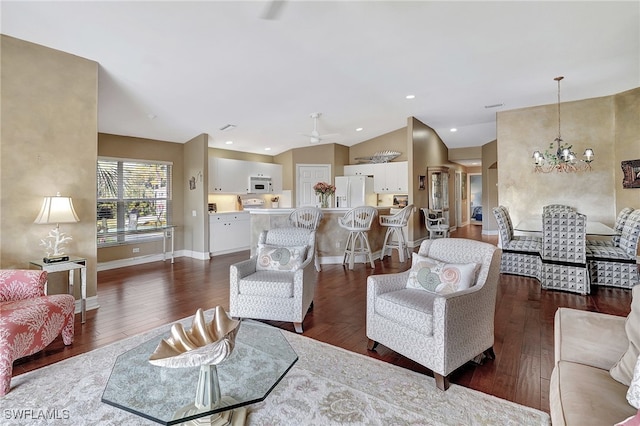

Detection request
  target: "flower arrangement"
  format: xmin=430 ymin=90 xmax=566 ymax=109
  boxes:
xmin=313 ymin=182 xmax=336 ymax=196
xmin=313 ymin=182 xmax=336 ymax=208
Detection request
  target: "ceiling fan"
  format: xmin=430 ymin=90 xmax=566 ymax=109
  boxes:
xmin=302 ymin=113 xmax=339 ymax=144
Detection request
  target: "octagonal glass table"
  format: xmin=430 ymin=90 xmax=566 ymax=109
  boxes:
xmin=102 ymin=320 xmax=297 ymax=425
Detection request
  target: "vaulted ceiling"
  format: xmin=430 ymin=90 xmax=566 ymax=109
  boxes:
xmin=2 ymin=1 xmax=638 ymax=157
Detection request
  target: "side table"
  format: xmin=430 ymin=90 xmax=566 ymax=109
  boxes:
xmin=29 ymin=256 xmax=87 ymax=323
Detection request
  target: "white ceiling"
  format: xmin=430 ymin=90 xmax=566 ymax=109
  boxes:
xmin=2 ymin=1 xmax=639 ymax=159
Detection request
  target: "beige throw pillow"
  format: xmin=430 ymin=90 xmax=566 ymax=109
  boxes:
xmin=611 ymin=285 xmax=640 ymax=386
xmin=406 ymin=253 xmax=479 ymax=295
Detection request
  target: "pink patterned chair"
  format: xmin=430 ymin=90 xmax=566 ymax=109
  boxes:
xmin=0 ymin=270 xmax=75 ymax=396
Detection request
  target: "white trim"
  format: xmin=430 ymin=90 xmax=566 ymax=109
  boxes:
xmin=98 ymin=155 xmax=173 ymax=165
xmin=482 ymin=229 xmax=499 ymax=236
xmin=97 ymin=250 xmax=210 ymax=271
xmin=76 ymin=295 xmax=99 ymax=314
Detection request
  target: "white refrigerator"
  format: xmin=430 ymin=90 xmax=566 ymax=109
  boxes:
xmin=335 ymin=176 xmax=377 ymax=208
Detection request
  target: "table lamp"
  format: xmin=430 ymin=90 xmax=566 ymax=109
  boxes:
xmin=34 ymin=192 xmax=79 ymax=263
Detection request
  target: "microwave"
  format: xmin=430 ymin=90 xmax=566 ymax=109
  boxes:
xmin=248 ymin=176 xmax=272 ymax=193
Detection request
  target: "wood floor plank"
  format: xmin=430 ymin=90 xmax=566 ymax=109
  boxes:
xmin=9 ymin=224 xmax=634 ymax=415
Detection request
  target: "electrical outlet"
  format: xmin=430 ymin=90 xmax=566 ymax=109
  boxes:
xmin=132 ymin=248 xmax=140 ymax=253
xmin=335 ymin=241 xmax=340 ymax=248
xmin=192 ymin=210 xmax=197 ymax=217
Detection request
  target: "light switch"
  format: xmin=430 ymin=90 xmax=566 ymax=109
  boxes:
xmin=192 ymin=210 xmax=197 ymax=217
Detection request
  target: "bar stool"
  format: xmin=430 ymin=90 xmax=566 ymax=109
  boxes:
xmin=379 ymin=204 xmax=413 ymax=262
xmin=338 ymin=206 xmax=378 ymax=270
xmin=289 ymin=206 xmax=324 ymax=271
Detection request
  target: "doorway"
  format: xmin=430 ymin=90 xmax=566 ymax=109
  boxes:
xmin=296 ymin=164 xmax=332 ymax=207
xmin=469 ymin=174 xmax=482 ymax=225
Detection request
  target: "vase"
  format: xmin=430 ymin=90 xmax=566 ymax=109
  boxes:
xmin=320 ymin=193 xmax=330 ymax=208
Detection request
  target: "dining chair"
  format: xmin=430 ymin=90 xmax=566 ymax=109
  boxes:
xmin=586 ymin=207 xmax=634 ymax=247
xmin=542 ymin=204 xmax=576 ymax=215
xmin=491 ymin=206 xmax=542 ymax=279
xmin=586 ymin=209 xmax=640 ymax=289
xmin=421 ymin=208 xmax=449 ymax=239
xmin=540 ymin=210 xmax=590 ymax=294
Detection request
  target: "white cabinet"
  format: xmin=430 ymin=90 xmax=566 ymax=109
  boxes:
xmin=209 ymin=157 xmax=250 ymax=193
xmin=372 ymin=161 xmax=408 ymax=193
xmin=344 ymin=164 xmax=375 ymax=176
xmin=209 ymin=158 xmax=283 ymax=194
xmin=209 ymin=213 xmax=251 ymax=254
xmin=253 ymin=162 xmax=283 ymax=193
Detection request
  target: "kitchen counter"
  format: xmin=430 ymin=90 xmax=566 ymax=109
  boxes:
xmin=248 ymin=207 xmax=392 ymax=265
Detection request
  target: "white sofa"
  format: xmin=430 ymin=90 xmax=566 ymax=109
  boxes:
xmin=550 ymin=285 xmax=639 ymax=425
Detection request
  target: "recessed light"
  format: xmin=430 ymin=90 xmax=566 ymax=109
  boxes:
xmin=356 ymin=127 xmax=363 ymax=132
xmin=225 ymin=141 xmax=233 ymax=145
xmin=405 ymin=95 xmax=415 ymax=99
xmin=450 ymin=128 xmax=457 ymax=132
xmin=264 ymin=147 xmax=271 ymax=151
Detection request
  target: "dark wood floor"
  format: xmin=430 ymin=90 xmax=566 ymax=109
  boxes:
xmin=12 ymin=224 xmax=633 ymax=414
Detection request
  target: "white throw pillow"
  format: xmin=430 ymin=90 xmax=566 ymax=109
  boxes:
xmin=256 ymin=244 xmax=307 ymax=271
xmin=611 ymin=286 xmax=640 ymax=386
xmin=406 ymin=253 xmax=479 ymax=295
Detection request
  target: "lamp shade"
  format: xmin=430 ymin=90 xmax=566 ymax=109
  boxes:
xmin=34 ymin=193 xmax=79 ymax=225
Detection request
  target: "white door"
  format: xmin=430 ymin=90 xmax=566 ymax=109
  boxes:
xmin=297 ymin=164 xmax=331 ymax=207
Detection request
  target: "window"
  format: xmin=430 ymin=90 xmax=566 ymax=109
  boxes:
xmin=97 ymin=157 xmax=172 ymax=247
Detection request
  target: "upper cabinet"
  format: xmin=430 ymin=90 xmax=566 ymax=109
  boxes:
xmin=209 ymin=157 xmax=282 ymax=194
xmin=344 ymin=161 xmax=408 ymax=194
xmin=373 ymin=161 xmax=408 ymax=193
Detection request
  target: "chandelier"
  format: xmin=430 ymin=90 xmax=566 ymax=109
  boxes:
xmin=532 ymin=76 xmax=594 ymax=173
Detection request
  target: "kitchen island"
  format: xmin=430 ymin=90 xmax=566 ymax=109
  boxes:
xmin=248 ymin=207 xmax=393 ymax=265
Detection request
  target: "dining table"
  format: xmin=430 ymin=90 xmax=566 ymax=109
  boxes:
xmin=515 ymin=218 xmax=618 ymax=236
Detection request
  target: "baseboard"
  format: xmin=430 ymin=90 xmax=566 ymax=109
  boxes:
xmin=482 ymin=229 xmax=499 ymax=236
xmin=76 ymin=295 xmax=99 ymax=313
xmin=97 ymin=250 xmax=208 ymax=271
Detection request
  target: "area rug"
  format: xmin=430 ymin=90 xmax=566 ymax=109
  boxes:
xmin=2 ymin=312 xmax=550 ymax=425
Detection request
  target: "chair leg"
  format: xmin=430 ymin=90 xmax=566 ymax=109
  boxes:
xmin=381 ymin=227 xmax=392 ymax=260
xmin=367 ymin=339 xmax=378 ymax=351
xmin=483 ymin=346 xmax=496 ymax=360
xmin=434 ymin=373 xmax=450 ymax=391
xmin=293 ymin=322 xmax=303 ymax=334
xmin=363 ymin=231 xmax=375 ymax=268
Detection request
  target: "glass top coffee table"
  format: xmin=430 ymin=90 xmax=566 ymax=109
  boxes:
xmin=102 ymin=320 xmax=297 ymax=425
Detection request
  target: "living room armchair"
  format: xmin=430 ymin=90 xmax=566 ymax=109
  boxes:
xmin=366 ymin=238 xmax=501 ymax=390
xmin=0 ymin=270 xmax=75 ymax=396
xmin=229 ymin=227 xmax=317 ymax=333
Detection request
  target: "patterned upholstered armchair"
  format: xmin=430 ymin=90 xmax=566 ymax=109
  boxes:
xmin=586 ymin=209 xmax=640 ymax=289
xmin=541 ymin=210 xmax=590 ymax=294
xmin=229 ymin=227 xmax=317 ymax=333
xmin=492 ymin=205 xmax=542 ymax=279
xmin=0 ymin=270 xmax=75 ymax=396
xmin=366 ymin=238 xmax=501 ymax=391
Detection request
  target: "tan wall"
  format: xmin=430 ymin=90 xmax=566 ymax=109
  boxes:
xmin=274 ymin=150 xmax=294 ymax=190
xmin=183 ymin=134 xmax=209 ymax=256
xmin=482 ymin=141 xmax=499 ymax=232
xmin=349 ymin=128 xmax=407 ymax=163
xmin=449 ymin=146 xmax=482 ymax=163
xmin=614 ymin=88 xmax=640 ymax=212
xmin=497 ymin=93 xmax=625 ymax=226
xmin=1 ymin=35 xmax=98 ymax=298
xmin=97 ymin=133 xmax=185 ymax=262
xmin=209 ymin=147 xmax=274 ymax=163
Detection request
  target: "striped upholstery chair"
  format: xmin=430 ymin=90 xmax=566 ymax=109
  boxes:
xmin=586 ymin=209 xmax=640 ymax=289
xmin=541 ymin=210 xmax=590 ymax=294
xmin=542 ymin=204 xmax=575 ymax=215
xmin=492 ymin=206 xmax=541 ymax=279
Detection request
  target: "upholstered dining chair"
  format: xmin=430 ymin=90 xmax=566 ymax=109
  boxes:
xmin=540 ymin=210 xmax=590 ymax=294
xmin=289 ymin=207 xmax=323 ymax=271
xmin=366 ymin=238 xmax=501 ymax=391
xmin=586 ymin=209 xmax=640 ymax=289
xmin=587 ymin=207 xmax=634 ymax=248
xmin=379 ymin=204 xmax=414 ymax=262
xmin=491 ymin=205 xmax=542 ymax=279
xmin=0 ymin=270 xmax=75 ymax=396
xmin=229 ymin=227 xmax=317 ymax=333
xmin=542 ymin=204 xmax=576 ymax=214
